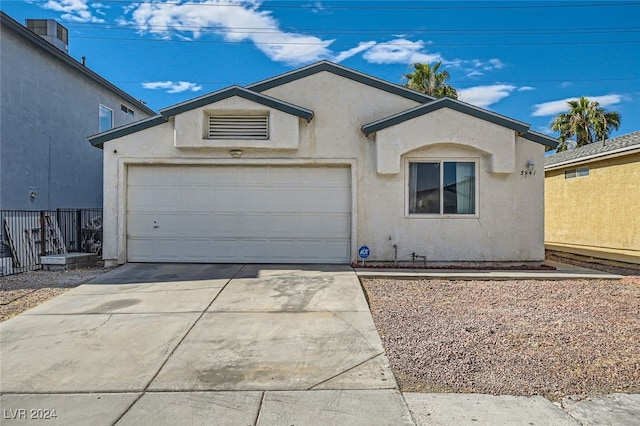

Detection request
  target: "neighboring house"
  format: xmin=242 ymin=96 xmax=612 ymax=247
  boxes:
xmin=89 ymin=61 xmax=557 ymax=266
xmin=545 ymin=131 xmax=640 ymax=265
xmin=0 ymin=11 xmax=155 ymax=211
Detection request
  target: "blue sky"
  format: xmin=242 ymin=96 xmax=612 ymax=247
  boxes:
xmin=3 ymin=1 xmax=639 ymax=138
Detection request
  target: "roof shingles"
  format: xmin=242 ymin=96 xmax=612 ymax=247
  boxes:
xmin=545 ymin=131 xmax=640 ymax=168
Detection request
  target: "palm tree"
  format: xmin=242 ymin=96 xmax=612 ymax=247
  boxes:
xmin=550 ymin=97 xmax=621 ymax=152
xmin=403 ymin=62 xmax=459 ymax=99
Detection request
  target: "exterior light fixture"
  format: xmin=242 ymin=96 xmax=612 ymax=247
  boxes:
xmin=229 ymin=149 xmax=243 ymax=159
xmin=526 ymin=160 xmax=535 ymax=172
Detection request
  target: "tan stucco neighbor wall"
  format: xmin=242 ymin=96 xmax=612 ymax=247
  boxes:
xmin=101 ymin=69 xmax=547 ymax=265
xmin=545 ymin=153 xmax=640 ymax=261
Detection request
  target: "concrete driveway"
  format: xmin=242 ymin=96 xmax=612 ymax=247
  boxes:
xmin=0 ymin=264 xmax=412 ymax=425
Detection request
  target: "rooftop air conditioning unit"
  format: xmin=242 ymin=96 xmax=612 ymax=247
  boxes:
xmin=25 ymin=19 xmax=69 ymax=53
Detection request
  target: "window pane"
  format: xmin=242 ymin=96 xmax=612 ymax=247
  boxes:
xmin=577 ymin=167 xmax=589 ymax=177
xmin=565 ymin=169 xmax=577 ymax=179
xmin=99 ymin=105 xmax=113 ymax=132
xmin=409 ymin=163 xmax=440 ymax=214
xmin=443 ymin=162 xmax=475 ymax=214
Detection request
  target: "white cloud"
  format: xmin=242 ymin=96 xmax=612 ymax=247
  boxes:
xmin=333 ymin=41 xmax=376 ymax=63
xmin=458 ymin=84 xmax=516 ymax=108
xmin=309 ymin=1 xmax=327 ymax=13
xmin=517 ymin=86 xmax=535 ymax=92
xmin=466 ymin=70 xmax=483 ymax=78
xmin=462 ymin=58 xmax=505 ymax=77
xmin=487 ymin=58 xmax=505 ymax=70
xmin=363 ymin=38 xmax=442 ymax=64
xmin=532 ymin=94 xmax=624 ymax=117
xmin=43 ymin=0 xmax=105 ymax=23
xmin=119 ymin=2 xmax=507 ymax=71
xmin=142 ymin=81 xmax=203 ymax=94
xmin=121 ymin=0 xmax=334 ymax=65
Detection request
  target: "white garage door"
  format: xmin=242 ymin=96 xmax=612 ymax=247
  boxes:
xmin=126 ymin=165 xmax=351 ymax=263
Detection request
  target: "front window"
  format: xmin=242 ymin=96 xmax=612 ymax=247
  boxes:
xmin=99 ymin=104 xmax=113 ymax=132
xmin=408 ymin=160 xmax=476 ymax=215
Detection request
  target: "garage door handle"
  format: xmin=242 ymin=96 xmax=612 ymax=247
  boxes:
xmin=153 ymin=225 xmax=159 ymax=228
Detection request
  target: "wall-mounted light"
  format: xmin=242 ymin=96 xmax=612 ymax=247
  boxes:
xmin=229 ymin=149 xmax=243 ymax=159
xmin=29 ymin=191 xmax=37 ymax=200
xmin=526 ymin=160 xmax=535 ymax=172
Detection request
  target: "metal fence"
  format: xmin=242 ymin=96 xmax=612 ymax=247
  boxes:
xmin=0 ymin=209 xmax=102 ymax=276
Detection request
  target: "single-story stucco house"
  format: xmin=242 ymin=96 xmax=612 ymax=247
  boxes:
xmin=89 ymin=61 xmax=557 ymax=266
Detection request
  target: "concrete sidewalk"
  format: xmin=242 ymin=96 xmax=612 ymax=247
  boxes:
xmin=0 ymin=263 xmax=637 ymax=425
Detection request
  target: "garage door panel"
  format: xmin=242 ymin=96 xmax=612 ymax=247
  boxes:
xmin=127 ymin=214 xmax=154 ymax=236
xmin=321 ymin=214 xmax=351 ymax=237
xmin=236 ymin=239 xmax=270 ymax=260
xmin=322 ymin=189 xmax=351 ymax=212
xmin=267 ymin=189 xmax=298 ymax=212
xmin=127 ymin=165 xmax=351 ymax=263
xmin=237 ymin=189 xmax=269 ymax=211
xmin=267 ymin=168 xmax=297 ymax=185
xmin=294 ymin=240 xmax=351 ymax=262
xmin=128 ymin=188 xmax=185 ymax=212
xmin=293 ymin=189 xmax=331 ymax=212
xmin=209 ymin=188 xmax=238 ymax=211
xmin=206 ymin=239 xmax=237 ymax=260
xmin=267 ymin=214 xmax=298 ymax=236
xmin=179 ymin=214 xmax=215 ymax=236
xmin=233 ymin=214 xmax=269 ymax=238
xmin=181 ymin=189 xmax=215 ymax=211
xmin=128 ymin=238 xmax=183 ymax=262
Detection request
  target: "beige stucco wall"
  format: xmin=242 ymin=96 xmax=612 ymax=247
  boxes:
xmin=545 ymin=153 xmax=640 ymax=254
xmin=102 ymin=70 xmax=546 ymax=264
xmin=373 ymin=108 xmax=517 ymax=175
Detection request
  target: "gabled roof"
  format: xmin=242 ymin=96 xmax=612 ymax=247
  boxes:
xmin=89 ymin=85 xmax=314 ymax=146
xmin=1 ymin=11 xmax=155 ymax=117
xmin=361 ymin=97 xmax=558 ymax=148
xmin=159 ymin=85 xmax=314 ymax=121
xmin=247 ymin=60 xmax=435 ymax=103
xmin=545 ymin=131 xmax=640 ymax=169
xmin=89 ymin=115 xmax=167 ymax=147
xmin=86 ymin=59 xmax=558 ymax=150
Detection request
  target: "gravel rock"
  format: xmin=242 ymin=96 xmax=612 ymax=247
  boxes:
xmin=0 ymin=266 xmax=114 ymax=322
xmin=362 ymin=278 xmax=640 ymax=401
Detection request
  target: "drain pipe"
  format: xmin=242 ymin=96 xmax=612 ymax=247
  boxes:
xmin=393 ymin=244 xmax=398 ymax=266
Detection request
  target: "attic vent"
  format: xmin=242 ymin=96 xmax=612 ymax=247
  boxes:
xmin=207 ymin=115 xmax=269 ymax=139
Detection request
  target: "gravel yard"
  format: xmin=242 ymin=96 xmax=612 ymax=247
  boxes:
xmin=362 ymin=276 xmax=640 ymax=401
xmin=0 ymin=266 xmax=114 ymax=322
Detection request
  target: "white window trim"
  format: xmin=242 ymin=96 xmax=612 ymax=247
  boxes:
xmin=99 ymin=104 xmax=114 ymax=133
xmin=404 ymin=157 xmax=480 ymax=218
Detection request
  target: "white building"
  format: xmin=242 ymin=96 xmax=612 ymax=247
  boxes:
xmin=90 ymin=61 xmax=557 ymax=266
